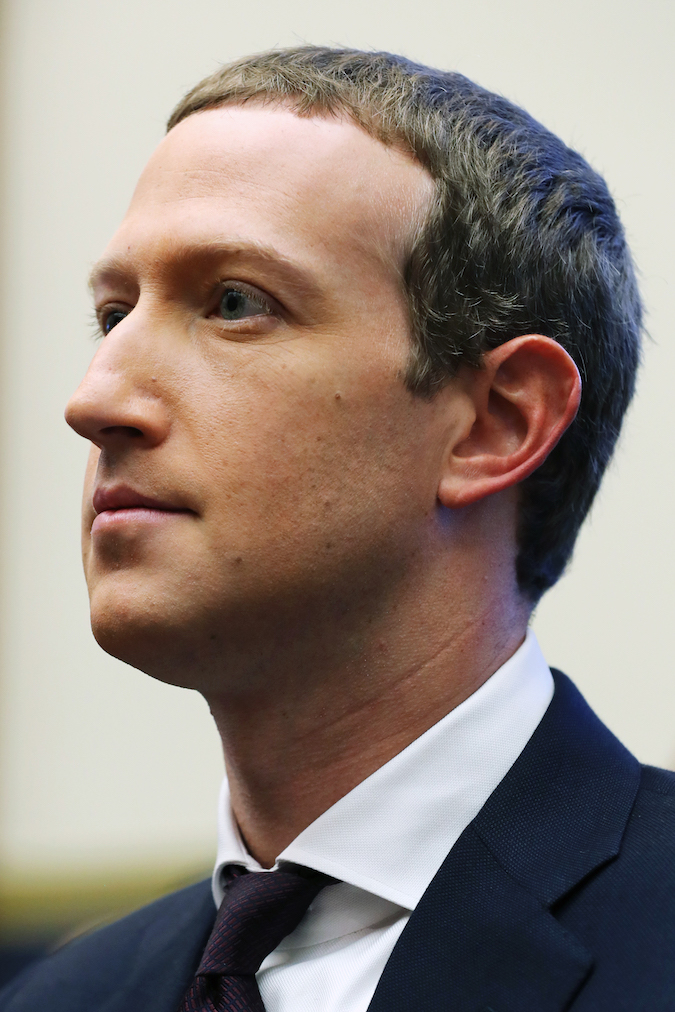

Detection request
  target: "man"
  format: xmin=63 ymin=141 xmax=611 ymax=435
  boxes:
xmin=2 ymin=45 xmax=673 ymax=1011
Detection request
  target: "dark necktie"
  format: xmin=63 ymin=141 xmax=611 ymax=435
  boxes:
xmin=180 ymin=865 xmax=332 ymax=1012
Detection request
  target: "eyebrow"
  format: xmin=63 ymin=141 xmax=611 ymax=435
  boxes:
xmin=87 ymin=237 xmax=323 ymax=304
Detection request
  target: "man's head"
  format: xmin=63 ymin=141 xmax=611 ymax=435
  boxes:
xmin=168 ymin=47 xmax=641 ymax=601
xmin=65 ymin=47 xmax=639 ymax=690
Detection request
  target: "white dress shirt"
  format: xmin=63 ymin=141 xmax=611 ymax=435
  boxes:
xmin=212 ymin=630 xmax=554 ymax=1012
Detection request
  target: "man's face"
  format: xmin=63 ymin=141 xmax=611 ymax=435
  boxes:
xmin=66 ymin=103 xmax=458 ymax=689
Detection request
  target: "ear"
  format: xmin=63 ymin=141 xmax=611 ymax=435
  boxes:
xmin=437 ymin=335 xmax=581 ymax=509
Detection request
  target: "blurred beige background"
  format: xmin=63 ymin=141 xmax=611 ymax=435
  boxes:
xmin=1 ymin=0 xmax=673 ymax=933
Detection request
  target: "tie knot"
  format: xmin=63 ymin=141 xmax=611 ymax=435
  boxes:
xmin=198 ymin=867 xmax=331 ymax=977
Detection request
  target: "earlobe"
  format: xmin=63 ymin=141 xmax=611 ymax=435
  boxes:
xmin=437 ymin=335 xmax=581 ymax=509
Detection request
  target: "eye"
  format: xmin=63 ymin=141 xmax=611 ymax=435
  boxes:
xmin=217 ymin=286 xmax=271 ymax=321
xmin=103 ymin=309 xmax=129 ymax=333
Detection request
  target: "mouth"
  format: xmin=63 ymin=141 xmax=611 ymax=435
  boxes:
xmin=91 ymin=485 xmax=195 ymax=533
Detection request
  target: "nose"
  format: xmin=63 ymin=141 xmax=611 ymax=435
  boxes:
xmin=65 ymin=315 xmax=171 ymax=451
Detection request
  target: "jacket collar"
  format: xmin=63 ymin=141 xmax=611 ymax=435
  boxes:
xmin=367 ymin=672 xmax=641 ymax=1012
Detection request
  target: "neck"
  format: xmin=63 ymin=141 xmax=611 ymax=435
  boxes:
xmin=205 ymin=508 xmax=529 ymax=868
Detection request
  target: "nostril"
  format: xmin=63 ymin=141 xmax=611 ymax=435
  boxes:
xmin=100 ymin=425 xmax=145 ymax=438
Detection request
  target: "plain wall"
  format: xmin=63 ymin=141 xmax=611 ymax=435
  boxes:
xmin=1 ymin=0 xmax=674 ymax=882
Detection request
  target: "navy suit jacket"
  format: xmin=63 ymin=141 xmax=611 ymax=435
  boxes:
xmin=2 ymin=671 xmax=675 ymax=1011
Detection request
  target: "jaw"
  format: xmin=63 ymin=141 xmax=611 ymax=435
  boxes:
xmin=84 ymin=506 xmax=426 ymax=694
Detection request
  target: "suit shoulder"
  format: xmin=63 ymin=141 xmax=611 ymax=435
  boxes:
xmin=638 ymin=763 xmax=675 ymax=797
xmin=628 ymin=764 xmax=675 ymax=840
xmin=620 ymin=764 xmax=675 ymax=860
xmin=0 ymin=879 xmax=215 ymax=1012
xmin=555 ymin=766 xmax=675 ymax=1008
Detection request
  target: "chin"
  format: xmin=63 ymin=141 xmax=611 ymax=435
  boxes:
xmin=88 ymin=584 xmax=203 ymax=688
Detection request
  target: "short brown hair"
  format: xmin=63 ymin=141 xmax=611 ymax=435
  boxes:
xmin=168 ymin=47 xmax=642 ymax=602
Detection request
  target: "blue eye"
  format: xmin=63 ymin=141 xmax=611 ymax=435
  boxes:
xmin=219 ymin=288 xmax=269 ymax=320
xmin=104 ymin=310 xmax=128 ymax=333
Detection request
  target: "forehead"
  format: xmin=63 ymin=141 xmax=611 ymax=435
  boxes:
xmin=98 ymin=103 xmax=434 ymax=289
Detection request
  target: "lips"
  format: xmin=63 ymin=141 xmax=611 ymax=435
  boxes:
xmin=91 ymin=485 xmax=195 ymax=534
xmin=93 ymin=485 xmax=192 ymax=515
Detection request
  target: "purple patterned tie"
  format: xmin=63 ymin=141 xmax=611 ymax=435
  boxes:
xmin=180 ymin=866 xmax=332 ymax=1012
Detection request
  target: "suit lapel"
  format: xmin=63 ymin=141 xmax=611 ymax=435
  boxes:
xmin=368 ymin=672 xmax=641 ymax=1012
xmin=368 ymin=824 xmax=593 ymax=1012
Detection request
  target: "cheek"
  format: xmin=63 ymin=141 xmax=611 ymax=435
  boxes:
xmin=197 ymin=386 xmax=426 ymax=549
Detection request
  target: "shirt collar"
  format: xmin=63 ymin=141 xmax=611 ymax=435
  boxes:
xmin=213 ymin=629 xmax=553 ymax=910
